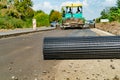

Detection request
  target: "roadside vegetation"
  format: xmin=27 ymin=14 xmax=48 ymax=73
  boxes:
xmin=96 ymin=0 xmax=120 ymax=23
xmin=95 ymin=0 xmax=120 ymax=35
xmin=49 ymin=10 xmax=62 ymax=23
xmin=0 ymin=0 xmax=62 ymax=29
xmin=34 ymin=11 xmax=50 ymax=27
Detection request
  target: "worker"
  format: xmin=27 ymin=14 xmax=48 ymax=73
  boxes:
xmin=68 ymin=7 xmax=72 ymax=13
xmin=62 ymin=9 xmax=65 ymax=17
xmin=76 ymin=7 xmax=81 ymax=13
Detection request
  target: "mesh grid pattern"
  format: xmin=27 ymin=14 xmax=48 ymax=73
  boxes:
xmin=43 ymin=36 xmax=120 ymax=60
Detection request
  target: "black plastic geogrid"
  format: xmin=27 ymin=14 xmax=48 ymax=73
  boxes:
xmin=43 ymin=36 xmax=120 ymax=60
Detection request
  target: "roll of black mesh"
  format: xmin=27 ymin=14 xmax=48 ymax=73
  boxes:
xmin=43 ymin=36 xmax=120 ymax=60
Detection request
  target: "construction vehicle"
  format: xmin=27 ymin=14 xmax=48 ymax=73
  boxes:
xmin=61 ymin=3 xmax=85 ymax=29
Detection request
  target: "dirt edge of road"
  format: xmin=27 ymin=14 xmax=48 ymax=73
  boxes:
xmin=96 ymin=22 xmax=120 ymax=35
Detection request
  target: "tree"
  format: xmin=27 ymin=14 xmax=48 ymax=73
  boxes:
xmin=34 ymin=12 xmax=50 ymax=27
xmin=49 ymin=10 xmax=62 ymax=22
xmin=34 ymin=10 xmax=44 ymax=16
xmin=14 ymin=0 xmax=33 ymax=19
xmin=117 ymin=0 xmax=120 ymax=8
xmin=99 ymin=6 xmax=120 ymax=22
xmin=49 ymin=10 xmax=54 ymax=22
xmin=25 ymin=7 xmax=34 ymax=18
xmin=0 ymin=0 xmax=7 ymax=9
xmin=100 ymin=8 xmax=109 ymax=19
xmin=108 ymin=7 xmax=119 ymax=21
xmin=49 ymin=10 xmax=54 ymax=17
xmin=96 ymin=0 xmax=120 ymax=22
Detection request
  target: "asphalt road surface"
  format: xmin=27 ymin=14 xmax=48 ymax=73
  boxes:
xmin=0 ymin=29 xmax=119 ymax=80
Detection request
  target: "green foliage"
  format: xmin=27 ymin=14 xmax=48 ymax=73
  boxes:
xmin=25 ymin=7 xmax=34 ymax=18
xmin=14 ymin=0 xmax=33 ymax=19
xmin=100 ymin=7 xmax=120 ymax=22
xmin=117 ymin=0 xmax=120 ymax=8
xmin=49 ymin=10 xmax=54 ymax=17
xmin=23 ymin=19 xmax=32 ymax=28
xmin=98 ymin=0 xmax=120 ymax=22
xmin=0 ymin=0 xmax=51 ymax=29
xmin=0 ymin=16 xmax=32 ymax=29
xmin=49 ymin=10 xmax=62 ymax=22
xmin=34 ymin=10 xmax=44 ymax=16
xmin=0 ymin=17 xmax=22 ymax=29
xmin=7 ymin=9 xmax=22 ymax=18
xmin=95 ymin=18 xmax=100 ymax=23
xmin=108 ymin=7 xmax=119 ymax=21
xmin=100 ymin=9 xmax=109 ymax=19
xmin=0 ymin=2 xmax=7 ymax=9
xmin=34 ymin=13 xmax=50 ymax=27
xmin=0 ymin=0 xmax=33 ymax=29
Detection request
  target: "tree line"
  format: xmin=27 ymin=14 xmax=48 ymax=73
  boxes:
xmin=96 ymin=0 xmax=120 ymax=23
xmin=0 ymin=0 xmax=62 ymax=29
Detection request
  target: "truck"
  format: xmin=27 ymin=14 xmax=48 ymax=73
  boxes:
xmin=61 ymin=3 xmax=85 ymax=29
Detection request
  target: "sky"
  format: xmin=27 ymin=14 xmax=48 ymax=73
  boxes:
xmin=31 ymin=0 xmax=117 ymax=20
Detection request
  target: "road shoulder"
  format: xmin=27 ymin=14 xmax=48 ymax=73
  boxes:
xmin=0 ymin=27 xmax=55 ymax=39
xmin=90 ymin=28 xmax=114 ymax=36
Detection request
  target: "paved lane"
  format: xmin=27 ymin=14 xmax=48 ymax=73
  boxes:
xmin=68 ymin=29 xmax=98 ymax=37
